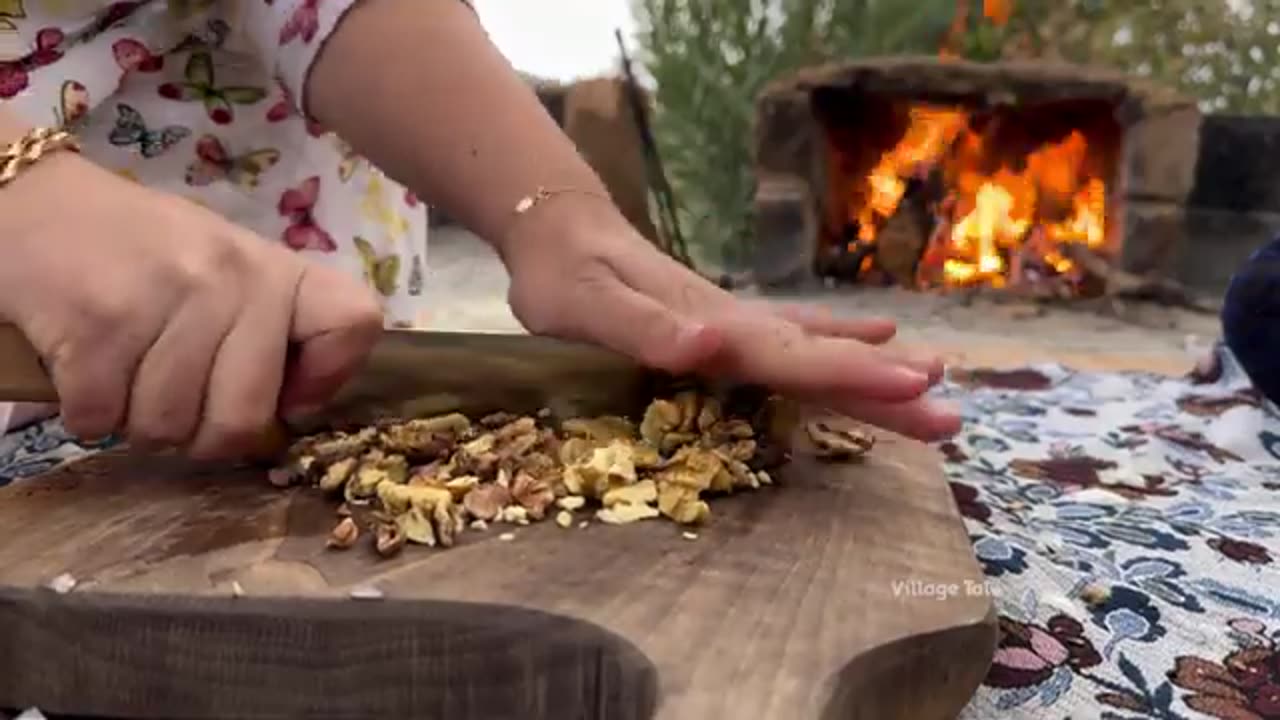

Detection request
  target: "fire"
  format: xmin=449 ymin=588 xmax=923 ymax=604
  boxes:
xmin=849 ymin=104 xmax=1108 ymax=290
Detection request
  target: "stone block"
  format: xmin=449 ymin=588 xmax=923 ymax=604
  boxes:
xmin=1189 ymin=115 xmax=1280 ymax=214
xmin=752 ymin=174 xmax=819 ymax=289
xmin=1122 ymin=200 xmax=1187 ymax=278
xmin=1123 ymin=105 xmax=1202 ymax=202
xmin=1180 ymin=208 xmax=1280 ymax=294
xmin=754 ymin=92 xmax=822 ymax=178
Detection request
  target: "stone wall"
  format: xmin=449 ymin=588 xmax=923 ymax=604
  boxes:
xmin=1177 ymin=116 xmax=1280 ymax=293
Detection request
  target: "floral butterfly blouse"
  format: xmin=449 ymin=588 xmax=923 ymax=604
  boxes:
xmin=0 ymin=0 xmax=437 ymax=433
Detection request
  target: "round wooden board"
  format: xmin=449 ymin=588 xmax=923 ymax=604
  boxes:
xmin=0 ymin=426 xmax=996 ymax=719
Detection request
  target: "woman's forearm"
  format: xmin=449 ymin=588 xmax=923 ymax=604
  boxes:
xmin=306 ymin=0 xmax=617 ymax=255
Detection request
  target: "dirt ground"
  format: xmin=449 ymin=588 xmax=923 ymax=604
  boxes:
xmin=423 ymin=228 xmax=1222 ymax=377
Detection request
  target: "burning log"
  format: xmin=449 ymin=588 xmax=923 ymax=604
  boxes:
xmin=1059 ymin=244 xmax=1216 ymax=312
xmin=873 ymin=167 xmax=941 ymax=286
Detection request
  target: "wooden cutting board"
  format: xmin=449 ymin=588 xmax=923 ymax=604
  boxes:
xmin=0 ymin=423 xmax=996 ymax=720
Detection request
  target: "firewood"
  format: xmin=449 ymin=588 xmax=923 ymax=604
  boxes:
xmin=1059 ymin=244 xmax=1217 ymax=313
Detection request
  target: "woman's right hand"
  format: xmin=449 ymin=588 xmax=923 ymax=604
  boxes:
xmin=0 ymin=150 xmax=383 ymax=459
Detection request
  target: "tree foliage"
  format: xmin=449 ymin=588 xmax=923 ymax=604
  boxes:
xmin=1002 ymin=0 xmax=1280 ymax=116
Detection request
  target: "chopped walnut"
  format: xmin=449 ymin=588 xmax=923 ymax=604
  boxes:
xmin=696 ymin=396 xmax=722 ymax=432
xmin=597 ymin=503 xmax=660 ymax=525
xmin=510 ymin=470 xmax=556 ymax=520
xmin=563 ymin=439 xmax=637 ymax=497
xmin=375 ymin=522 xmax=406 ymax=557
xmin=657 ymin=481 xmax=710 ymax=525
xmin=639 ymin=399 xmax=682 ymax=446
xmin=499 ymin=505 xmax=530 ymax=525
xmin=673 ymin=390 xmax=701 ymax=432
xmin=556 ymin=495 xmax=586 ymax=511
xmin=319 ymin=457 xmax=357 ymax=493
xmin=295 ymin=427 xmax=377 ymax=465
xmin=377 ymin=417 xmax=459 ymax=462
xmin=398 ymin=507 xmax=436 ymax=546
xmin=271 ymin=383 xmax=839 ymax=558
xmin=327 ymin=517 xmax=359 ymax=549
xmin=444 ymin=475 xmax=479 ymax=501
xmin=561 ymin=415 xmax=635 ymax=443
xmin=344 ymin=450 xmax=408 ymax=502
xmin=462 ymin=484 xmax=510 ymax=522
xmin=806 ymin=420 xmax=875 ymax=460
xmin=601 ymin=479 xmax=657 ymax=509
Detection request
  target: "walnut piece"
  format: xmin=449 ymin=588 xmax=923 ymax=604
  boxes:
xmin=327 ymin=517 xmax=359 ymax=549
xmin=511 ymin=470 xmax=556 ymax=520
xmin=806 ymin=420 xmax=875 ymax=460
xmin=462 ymin=484 xmax=510 ymax=522
xmin=375 ymin=522 xmax=406 ymax=557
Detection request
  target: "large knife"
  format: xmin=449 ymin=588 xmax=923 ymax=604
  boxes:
xmin=0 ymin=322 xmax=658 ymax=436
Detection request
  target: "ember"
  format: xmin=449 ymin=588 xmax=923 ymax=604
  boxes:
xmin=847 ymin=104 xmax=1110 ymax=293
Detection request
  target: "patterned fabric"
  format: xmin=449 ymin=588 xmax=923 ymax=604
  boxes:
xmin=5 ymin=343 xmax=1280 ymax=719
xmin=0 ymin=0 xmax=435 ymax=432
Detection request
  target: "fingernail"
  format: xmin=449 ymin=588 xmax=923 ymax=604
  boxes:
xmin=896 ymin=367 xmax=931 ymax=387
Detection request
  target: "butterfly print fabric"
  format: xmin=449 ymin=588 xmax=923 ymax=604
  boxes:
xmin=0 ymin=0 xmax=445 ymax=437
xmin=0 ymin=0 xmax=429 ymax=329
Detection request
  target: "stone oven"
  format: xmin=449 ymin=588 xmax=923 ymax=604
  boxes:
xmin=752 ymin=56 xmax=1202 ymax=297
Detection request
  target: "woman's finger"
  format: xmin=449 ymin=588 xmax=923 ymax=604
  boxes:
xmin=187 ymin=261 xmax=298 ymax=460
xmin=771 ymin=303 xmax=898 ymax=344
xmin=125 ymin=296 xmax=233 ymax=449
xmin=279 ymin=263 xmax=383 ymax=413
xmin=762 ymin=303 xmax=943 ymax=381
xmin=807 ymin=393 xmax=964 ymax=442
xmin=708 ymin=313 xmax=932 ymax=403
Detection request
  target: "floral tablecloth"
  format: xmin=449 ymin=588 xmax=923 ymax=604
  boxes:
xmin=4 ymin=344 xmax=1280 ymax=720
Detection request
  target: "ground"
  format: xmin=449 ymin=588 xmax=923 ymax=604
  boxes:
xmin=423 ymin=226 xmax=1222 ymax=376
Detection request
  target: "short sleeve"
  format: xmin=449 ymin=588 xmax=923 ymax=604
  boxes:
xmin=242 ymin=0 xmax=477 ymax=119
xmin=240 ymin=0 xmax=363 ymax=117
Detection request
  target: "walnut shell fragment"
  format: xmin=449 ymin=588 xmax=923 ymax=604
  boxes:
xmin=375 ymin=522 xmax=406 ymax=557
xmin=806 ymin=420 xmax=875 ymax=461
xmin=327 ymin=517 xmax=359 ymax=550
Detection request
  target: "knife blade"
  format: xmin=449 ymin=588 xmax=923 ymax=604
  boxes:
xmin=0 ymin=322 xmax=657 ymax=435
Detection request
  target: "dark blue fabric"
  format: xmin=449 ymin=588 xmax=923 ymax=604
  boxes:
xmin=1221 ymin=235 xmax=1280 ymax=406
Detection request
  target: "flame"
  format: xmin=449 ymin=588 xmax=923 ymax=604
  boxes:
xmin=984 ymin=0 xmax=1013 ymax=26
xmin=848 ymin=104 xmax=1108 ymax=290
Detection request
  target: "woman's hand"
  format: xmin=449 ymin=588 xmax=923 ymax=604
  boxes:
xmin=497 ymin=199 xmax=962 ymax=442
xmin=0 ymin=152 xmax=382 ymax=458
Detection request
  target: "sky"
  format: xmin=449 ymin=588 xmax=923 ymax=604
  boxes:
xmin=471 ymin=0 xmax=638 ymax=82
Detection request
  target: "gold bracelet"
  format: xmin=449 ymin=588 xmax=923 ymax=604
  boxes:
xmin=512 ymin=185 xmax=611 ymax=216
xmin=0 ymin=127 xmax=81 ymax=188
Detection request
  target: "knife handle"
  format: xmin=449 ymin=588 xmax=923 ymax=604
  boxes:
xmin=0 ymin=322 xmax=58 ymax=402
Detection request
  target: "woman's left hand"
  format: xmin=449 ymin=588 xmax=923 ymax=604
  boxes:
xmin=497 ymin=202 xmax=962 ymax=443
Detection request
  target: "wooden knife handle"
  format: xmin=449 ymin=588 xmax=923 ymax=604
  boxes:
xmin=0 ymin=322 xmax=57 ymax=402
